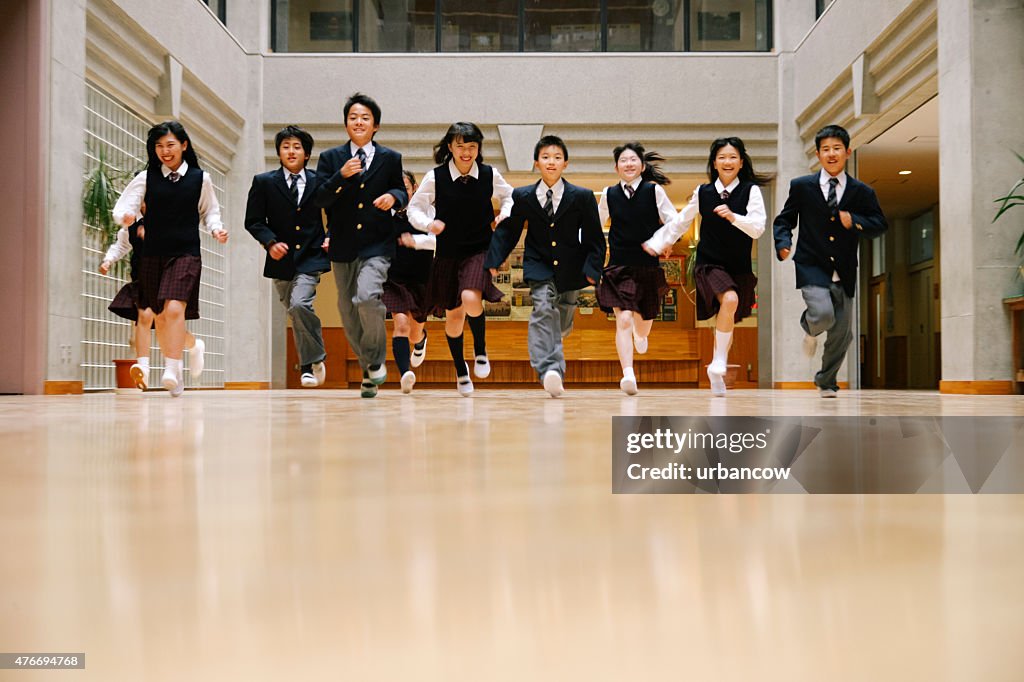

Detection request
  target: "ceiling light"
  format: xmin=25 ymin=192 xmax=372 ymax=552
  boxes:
xmin=898 ymin=170 xmax=912 ymax=175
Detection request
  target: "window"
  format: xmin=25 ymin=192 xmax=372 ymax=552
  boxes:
xmin=815 ymin=0 xmax=835 ymax=19
xmin=202 ymin=0 xmax=227 ymax=24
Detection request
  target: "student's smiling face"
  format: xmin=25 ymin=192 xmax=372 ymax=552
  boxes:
xmin=816 ymin=136 xmax=850 ymax=177
xmin=155 ymin=133 xmax=187 ymax=171
xmin=536 ymin=145 xmax=568 ymax=186
xmin=616 ymin=149 xmax=643 ymax=183
xmin=278 ymin=137 xmax=308 ymax=174
xmin=346 ymin=104 xmax=378 ymax=147
xmin=714 ymin=144 xmax=743 ymax=186
xmin=448 ymin=137 xmax=479 ymax=174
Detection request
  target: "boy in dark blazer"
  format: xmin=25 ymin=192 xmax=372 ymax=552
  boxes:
xmin=314 ymin=93 xmax=408 ymax=398
xmin=485 ymin=135 xmax=606 ymax=398
xmin=773 ymin=124 xmax=888 ymax=397
xmin=245 ymin=126 xmax=330 ymax=388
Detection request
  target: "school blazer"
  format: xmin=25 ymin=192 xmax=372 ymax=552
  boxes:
xmin=772 ymin=174 xmax=887 ymax=297
xmin=244 ymin=167 xmax=330 ymax=280
xmin=485 ymin=179 xmax=606 ymax=292
xmin=313 ymin=141 xmax=407 ymax=263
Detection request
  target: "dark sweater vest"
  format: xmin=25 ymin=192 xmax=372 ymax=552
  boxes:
xmin=606 ymin=181 xmax=661 ymax=267
xmin=434 ymin=163 xmax=495 ymax=259
xmin=696 ymin=181 xmax=755 ymax=274
xmin=143 ymin=165 xmax=203 ymax=257
xmin=389 ymin=211 xmax=433 ymax=284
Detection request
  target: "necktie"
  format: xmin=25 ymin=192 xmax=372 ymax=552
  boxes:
xmin=720 ymin=189 xmax=730 ymax=201
xmin=289 ymin=173 xmax=301 ymax=204
xmin=827 ymin=177 xmax=839 ymax=210
xmin=624 ymin=184 xmax=635 ymax=199
xmin=544 ymin=189 xmax=554 ymax=219
xmin=458 ymin=174 xmax=472 ymax=184
xmin=168 ymin=171 xmax=180 ymax=183
xmin=356 ymin=148 xmax=367 ymax=172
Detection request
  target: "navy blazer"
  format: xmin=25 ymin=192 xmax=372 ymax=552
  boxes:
xmin=773 ymin=173 xmax=887 ymax=297
xmin=244 ymin=167 xmax=330 ymax=280
xmin=314 ymin=141 xmax=407 ymax=263
xmin=485 ymin=179 xmax=606 ymax=292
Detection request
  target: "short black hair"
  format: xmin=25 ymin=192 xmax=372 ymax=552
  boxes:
xmin=274 ymin=125 xmax=314 ymax=160
xmin=344 ymin=92 xmax=381 ymax=126
xmin=402 ymin=169 xmax=417 ymax=186
xmin=534 ymin=135 xmax=569 ymax=161
xmin=815 ymin=124 xmax=850 ymax=150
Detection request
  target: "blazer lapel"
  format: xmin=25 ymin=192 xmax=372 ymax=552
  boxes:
xmin=552 ymin=182 xmax=574 ymax=222
xmin=299 ymin=168 xmax=317 ymax=206
xmin=272 ymin=169 xmax=294 ymax=204
xmin=360 ymin=142 xmax=385 ymax=183
xmin=526 ymin=181 xmax=546 ymax=217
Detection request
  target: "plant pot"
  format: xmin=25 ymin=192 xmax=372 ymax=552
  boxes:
xmin=112 ymin=358 xmax=140 ymax=393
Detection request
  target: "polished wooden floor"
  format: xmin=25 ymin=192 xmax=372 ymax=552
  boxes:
xmin=1 ymin=388 xmax=1023 ymax=680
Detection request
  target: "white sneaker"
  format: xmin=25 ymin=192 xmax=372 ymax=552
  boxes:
xmin=619 ymin=375 xmax=638 ymax=396
xmin=301 ymin=372 xmax=318 ymax=388
xmin=473 ymin=355 xmax=491 ymax=378
xmin=708 ymin=358 xmax=727 ymax=376
xmin=803 ymin=334 xmax=818 ymax=357
xmin=312 ymin=361 xmax=326 ymax=386
xmin=632 ymin=331 xmax=648 ymax=354
xmin=188 ymin=338 xmax=205 ymax=378
xmin=400 ymin=370 xmax=416 ymax=394
xmin=457 ymin=375 xmax=474 ymax=396
xmin=130 ymin=363 xmax=149 ymax=390
xmin=543 ymin=370 xmax=564 ymax=398
xmin=410 ymin=334 xmax=427 ymax=368
xmin=707 ymin=365 xmax=727 ymax=397
xmin=368 ymin=364 xmax=387 ymax=385
xmin=162 ymin=368 xmax=184 ymax=397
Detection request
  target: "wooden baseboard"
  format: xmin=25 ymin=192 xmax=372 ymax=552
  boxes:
xmin=939 ymin=380 xmax=1015 ymax=395
xmin=44 ymin=381 xmax=83 ymax=395
xmin=223 ymin=382 xmax=270 ymax=390
xmin=774 ymin=381 xmax=850 ymax=390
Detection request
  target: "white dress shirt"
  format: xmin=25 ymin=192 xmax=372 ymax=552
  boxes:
xmin=598 ymin=178 xmax=679 ymax=228
xmin=282 ymin=167 xmax=305 ymax=203
xmin=644 ymin=178 xmax=766 ymax=254
xmin=102 ymin=226 xmax=132 ymax=264
xmin=407 ymin=160 xmax=514 ymax=232
xmin=112 ymin=161 xmax=225 ymax=234
xmin=819 ymin=169 xmax=847 ymax=204
xmin=535 ymin=178 xmax=565 ymax=213
xmin=352 ymin=142 xmax=375 ymax=170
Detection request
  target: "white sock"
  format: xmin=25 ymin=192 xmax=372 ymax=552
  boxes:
xmin=165 ymin=357 xmax=183 ymax=375
xmin=137 ymin=356 xmax=150 ymax=370
xmin=714 ymin=330 xmax=732 ymax=365
xmin=622 ymin=367 xmax=635 ymax=381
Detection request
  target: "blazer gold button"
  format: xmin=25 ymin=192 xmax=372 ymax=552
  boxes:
xmin=551 ymin=241 xmax=556 ymax=247
xmin=335 ymin=188 xmax=342 ymax=194
xmin=296 ymin=226 xmax=300 ymax=231
xmin=360 ymin=183 xmax=365 ymax=189
xmin=830 ymin=217 xmax=835 ymax=221
xmin=358 ymin=203 xmax=364 ymax=209
xmin=829 ymin=256 xmax=834 ymax=261
xmin=357 ymin=224 xmax=362 ymax=229
xmin=829 ymin=236 xmax=834 ymax=241
xmin=297 ymin=207 xmax=301 ymax=212
xmin=550 ymin=222 xmax=555 ymax=227
xmin=553 ymin=260 xmax=559 ymax=266
xmin=295 ymin=245 xmax=301 ymax=250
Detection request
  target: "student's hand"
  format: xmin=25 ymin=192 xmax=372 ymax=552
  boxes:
xmin=778 ymin=247 xmax=791 ymax=260
xmin=269 ymin=242 xmax=289 ymax=260
xmin=99 ymin=261 xmax=111 ymax=275
xmin=713 ymin=204 xmax=735 ymax=222
xmin=586 ymin=276 xmax=596 ymax=285
xmin=341 ymin=157 xmax=362 ymax=179
xmin=137 ymin=225 xmax=145 ymax=240
xmin=322 ymin=237 xmax=330 ymax=250
xmin=839 ymin=210 xmax=853 ymax=229
xmin=373 ymin=193 xmax=396 ymax=211
xmin=494 ymin=214 xmax=509 ymax=226
xmin=429 ymin=220 xmax=446 ymax=235
xmin=641 ymin=242 xmax=660 ymax=257
xmin=489 ymin=268 xmax=498 ymax=277
xmin=212 ymin=229 xmax=229 ymax=244
xmin=121 ymin=213 xmax=136 ymax=227
xmin=398 ymin=233 xmax=416 ymax=249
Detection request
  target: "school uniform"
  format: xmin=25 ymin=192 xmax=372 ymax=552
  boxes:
xmin=407 ymin=160 xmax=514 ymax=316
xmin=596 ymin=179 xmax=677 ymax=320
xmin=314 ymin=140 xmax=407 ymax=373
xmin=383 ymin=208 xmax=435 ymax=324
xmin=245 ymin=166 xmax=330 ymax=367
xmin=647 ymin=177 xmax=766 ymax=322
xmin=773 ymin=169 xmax=888 ymax=391
xmin=486 ymin=178 xmax=605 ymax=381
xmin=112 ymin=161 xmax=224 ymax=320
xmin=105 ymin=219 xmax=145 ymax=321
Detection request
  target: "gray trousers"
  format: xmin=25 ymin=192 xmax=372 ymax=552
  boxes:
xmin=332 ymin=257 xmax=390 ymax=371
xmin=528 ymin=281 xmax=578 ymax=382
xmin=274 ymin=273 xmax=326 ymax=367
xmin=801 ymin=283 xmax=853 ymax=391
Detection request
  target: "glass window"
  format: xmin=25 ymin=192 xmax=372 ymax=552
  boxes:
xmin=910 ymin=210 xmax=935 ymax=265
xmin=608 ymin=0 xmax=684 ymax=52
xmin=816 ymin=0 xmax=835 ymax=19
xmin=690 ymin=0 xmax=770 ymax=52
xmin=525 ymin=1 xmax=601 ymax=52
xmin=360 ymin=0 xmax=436 ymax=52
xmin=274 ymin=0 xmax=355 ymax=53
xmin=202 ymin=0 xmax=227 ymax=24
xmin=441 ymin=0 xmax=519 ymax=52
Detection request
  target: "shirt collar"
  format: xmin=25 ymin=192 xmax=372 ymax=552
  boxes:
xmin=538 ymin=178 xmax=564 ymax=195
xmin=715 ymin=177 xmax=740 ymax=194
xmin=819 ymin=169 xmax=847 ymax=186
xmin=162 ymin=160 xmax=188 ymax=177
xmin=448 ymin=160 xmax=479 ymax=180
xmin=621 ymin=177 xmax=642 ymax=192
xmin=282 ymin=167 xmax=304 ymax=179
xmin=352 ymin=142 xmax=374 ymax=157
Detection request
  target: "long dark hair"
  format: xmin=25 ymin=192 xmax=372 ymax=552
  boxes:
xmin=706 ymin=137 xmax=772 ymax=185
xmin=613 ymin=142 xmax=670 ymax=186
xmin=145 ymin=121 xmax=200 ymax=170
xmin=433 ymin=122 xmax=485 ymax=165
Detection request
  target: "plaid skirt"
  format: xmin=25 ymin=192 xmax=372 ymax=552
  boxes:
xmin=383 ymin=279 xmax=429 ymax=323
xmin=137 ymin=254 xmax=202 ymax=320
xmin=597 ymin=264 xmax=668 ymax=321
xmin=426 ymin=250 xmax=503 ymax=317
xmin=694 ymin=264 xmax=757 ymax=323
xmin=108 ymin=281 xmax=141 ymax=321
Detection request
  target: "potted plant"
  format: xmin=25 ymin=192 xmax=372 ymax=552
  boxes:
xmin=993 ymin=151 xmax=1024 ymax=281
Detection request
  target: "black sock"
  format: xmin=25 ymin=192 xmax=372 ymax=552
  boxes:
xmin=392 ymin=337 xmax=411 ymax=375
xmin=301 ymin=363 xmax=312 ymax=374
xmin=446 ymin=333 xmax=469 ymax=377
xmin=413 ymin=330 xmax=427 ymax=351
xmin=467 ymin=314 xmax=487 ymax=357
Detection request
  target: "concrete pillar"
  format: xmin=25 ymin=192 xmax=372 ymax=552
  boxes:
xmin=938 ymin=0 xmax=1024 ymax=392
